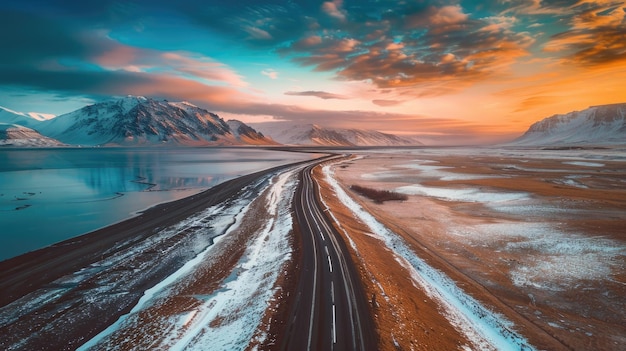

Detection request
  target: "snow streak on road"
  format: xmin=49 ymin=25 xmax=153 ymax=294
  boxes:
xmin=322 ymin=163 xmax=536 ymax=351
xmin=80 ymin=169 xmax=299 ymax=350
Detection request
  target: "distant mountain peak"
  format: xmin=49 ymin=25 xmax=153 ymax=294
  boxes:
xmin=0 ymin=106 xmax=43 ymax=128
xmin=34 ymin=96 xmax=275 ymax=147
xmin=0 ymin=123 xmax=64 ymax=147
xmin=251 ymin=122 xmax=422 ymax=146
xmin=0 ymin=105 xmax=24 ymax=116
xmin=509 ymin=103 xmax=626 ymax=146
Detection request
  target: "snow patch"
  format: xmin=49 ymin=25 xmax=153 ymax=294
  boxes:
xmin=323 ymin=163 xmax=536 ymax=351
xmin=396 ymin=183 xmax=528 ymax=204
xmin=562 ymin=161 xmax=605 ymax=167
xmin=452 ymin=222 xmax=625 ymax=291
xmin=79 ymin=168 xmax=299 ymax=351
xmin=396 ymin=160 xmax=497 ymax=181
xmin=170 ymin=170 xmax=297 ymax=350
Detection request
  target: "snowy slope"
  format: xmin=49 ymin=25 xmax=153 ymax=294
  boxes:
xmin=38 ymin=96 xmax=274 ymax=146
xmin=251 ymin=122 xmax=422 ymax=146
xmin=0 ymin=106 xmax=45 ymax=129
xmin=226 ymin=120 xmax=278 ymax=145
xmin=0 ymin=123 xmax=64 ymax=147
xmin=509 ymin=103 xmax=626 ymax=146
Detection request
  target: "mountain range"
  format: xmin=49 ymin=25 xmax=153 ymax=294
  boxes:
xmin=2 ymin=97 xmax=625 ymax=147
xmin=0 ymin=124 xmax=64 ymax=147
xmin=509 ymin=103 xmax=626 ymax=146
xmin=251 ymin=122 xmax=422 ymax=146
xmin=0 ymin=96 xmax=423 ymax=147
xmin=1 ymin=97 xmax=274 ymax=147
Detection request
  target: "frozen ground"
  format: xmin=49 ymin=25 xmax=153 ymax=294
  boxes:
xmin=328 ymin=147 xmax=626 ymax=350
xmin=324 ymin=163 xmax=536 ymax=351
xmin=79 ymin=168 xmax=299 ymax=350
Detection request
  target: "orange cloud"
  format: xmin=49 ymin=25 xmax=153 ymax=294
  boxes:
xmin=543 ymin=1 xmax=626 ymax=67
xmin=322 ymin=0 xmax=347 ymax=22
xmin=285 ymin=3 xmax=533 ymax=94
xmin=285 ymin=91 xmax=349 ymax=99
xmin=372 ymin=99 xmax=404 ymax=107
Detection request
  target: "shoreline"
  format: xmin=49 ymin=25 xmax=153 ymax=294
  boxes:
xmin=0 ymin=155 xmax=331 ymax=350
xmin=0 ymin=154 xmax=328 ymax=305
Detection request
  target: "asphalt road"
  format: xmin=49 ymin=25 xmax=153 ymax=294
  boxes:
xmin=0 ymin=155 xmax=376 ymax=350
xmin=282 ymin=161 xmax=376 ymax=350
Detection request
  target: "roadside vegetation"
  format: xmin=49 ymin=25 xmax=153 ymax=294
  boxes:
xmin=350 ymin=185 xmax=408 ymax=204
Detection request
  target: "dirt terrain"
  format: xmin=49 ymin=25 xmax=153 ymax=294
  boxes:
xmin=316 ymin=148 xmax=625 ymax=350
xmin=1 ymin=148 xmax=623 ymax=350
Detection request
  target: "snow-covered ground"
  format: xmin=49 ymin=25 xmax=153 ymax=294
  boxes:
xmin=323 ymin=163 xmax=536 ymax=351
xmin=79 ymin=168 xmax=299 ymax=350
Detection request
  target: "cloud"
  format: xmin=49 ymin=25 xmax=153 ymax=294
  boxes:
xmin=543 ymin=1 xmax=626 ymax=67
xmin=501 ymin=0 xmax=576 ymax=15
xmin=261 ymin=69 xmax=279 ymax=79
xmin=159 ymin=52 xmax=249 ymax=87
xmin=285 ymin=91 xmax=349 ymax=99
xmin=279 ymin=2 xmax=533 ymax=92
xmin=180 ymin=2 xmax=314 ymax=48
xmin=322 ymin=0 xmax=347 ymax=22
xmin=0 ymin=10 xmax=85 ymax=66
xmin=372 ymin=99 xmax=404 ymax=107
xmin=0 ymin=10 xmax=253 ymax=108
xmin=513 ymin=95 xmax=559 ymax=112
xmin=405 ymin=5 xmax=470 ymax=32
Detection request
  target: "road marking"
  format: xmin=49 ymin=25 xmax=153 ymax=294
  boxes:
xmin=332 ymin=304 xmax=337 ymax=344
xmin=306 ymin=204 xmax=319 ymax=351
xmin=319 ymin=231 xmax=326 ymax=241
xmin=327 ymin=255 xmax=333 ymax=273
xmin=324 ymin=246 xmax=329 ymax=256
xmin=331 ymin=281 xmax=335 ymax=304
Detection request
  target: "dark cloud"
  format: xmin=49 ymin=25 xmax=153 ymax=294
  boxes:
xmin=284 ymin=91 xmax=349 ymax=100
xmin=0 ymin=11 xmax=86 ymax=65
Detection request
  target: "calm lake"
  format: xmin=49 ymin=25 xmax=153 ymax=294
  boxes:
xmin=0 ymin=147 xmax=318 ymax=261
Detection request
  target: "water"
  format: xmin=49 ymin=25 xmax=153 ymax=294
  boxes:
xmin=0 ymin=147 xmax=318 ymax=261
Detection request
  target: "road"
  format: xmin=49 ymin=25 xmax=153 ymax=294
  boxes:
xmin=282 ymin=160 xmax=376 ymax=350
xmin=0 ymin=159 xmax=315 ymax=350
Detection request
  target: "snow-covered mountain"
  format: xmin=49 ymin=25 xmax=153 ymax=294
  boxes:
xmin=0 ymin=123 xmax=64 ymax=147
xmin=510 ymin=103 xmax=626 ymax=146
xmin=226 ymin=120 xmax=277 ymax=145
xmin=0 ymin=106 xmax=45 ymax=129
xmin=37 ymin=96 xmax=274 ymax=146
xmin=251 ymin=122 xmax=422 ymax=146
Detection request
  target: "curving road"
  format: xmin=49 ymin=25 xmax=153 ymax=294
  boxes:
xmin=282 ymin=160 xmax=376 ymax=350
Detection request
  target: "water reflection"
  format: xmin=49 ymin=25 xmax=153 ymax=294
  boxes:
xmin=0 ymin=148 xmax=316 ymax=260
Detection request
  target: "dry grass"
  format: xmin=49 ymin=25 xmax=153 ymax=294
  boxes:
xmin=350 ymin=184 xmax=408 ymax=203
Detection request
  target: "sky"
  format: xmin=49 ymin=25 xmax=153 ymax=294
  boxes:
xmin=1 ymin=0 xmax=625 ymax=144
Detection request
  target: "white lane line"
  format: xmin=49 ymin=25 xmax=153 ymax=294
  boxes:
xmin=305 ymin=212 xmax=318 ymax=351
xmin=331 ymin=281 xmax=335 ymax=304
xmin=319 ymin=231 xmax=326 ymax=241
xmin=324 ymin=246 xmax=330 ymax=256
xmin=332 ymin=304 xmax=337 ymax=344
xmin=327 ymin=255 xmax=333 ymax=273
